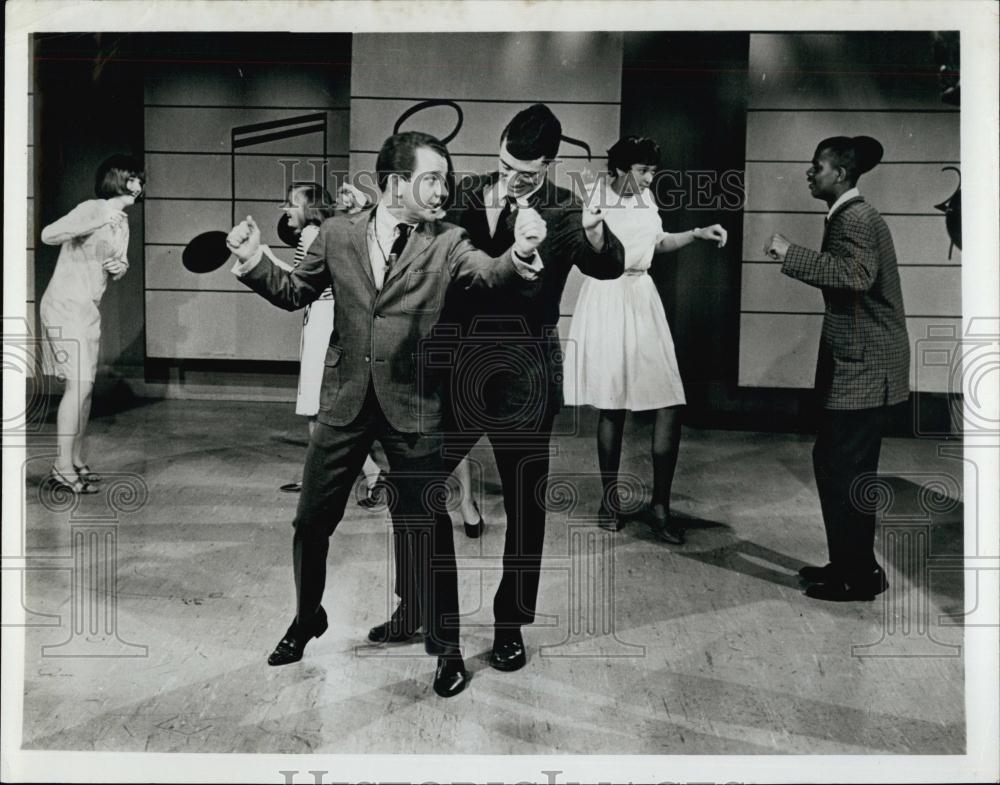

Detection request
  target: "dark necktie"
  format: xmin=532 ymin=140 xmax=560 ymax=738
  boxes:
xmin=387 ymin=224 xmax=412 ymax=271
xmin=492 ymin=196 xmax=517 ymax=254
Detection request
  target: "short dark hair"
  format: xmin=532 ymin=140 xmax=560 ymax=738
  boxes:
xmin=500 ymin=104 xmax=562 ymax=161
xmin=95 ymin=154 xmax=145 ymax=198
xmin=375 ymin=131 xmax=451 ymax=192
xmin=287 ymin=181 xmax=337 ymax=225
xmin=607 ymin=135 xmax=662 ymax=175
xmin=816 ymin=135 xmax=884 ymax=185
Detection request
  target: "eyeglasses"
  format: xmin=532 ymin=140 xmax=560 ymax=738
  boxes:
xmin=499 ymin=156 xmax=548 ymax=183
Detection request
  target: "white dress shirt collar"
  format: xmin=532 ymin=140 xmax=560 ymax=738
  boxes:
xmin=827 ymin=187 xmax=861 ymax=219
xmin=374 ymin=202 xmax=417 ymax=246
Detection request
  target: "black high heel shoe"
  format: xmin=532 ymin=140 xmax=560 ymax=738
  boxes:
xmin=649 ymin=509 xmax=685 ymax=544
xmin=357 ymin=472 xmax=388 ymax=509
xmin=597 ymin=491 xmax=624 ymax=532
xmin=48 ymin=466 xmax=99 ymax=495
xmin=463 ymin=499 xmax=485 ymax=538
xmin=267 ymin=606 xmax=328 ymax=666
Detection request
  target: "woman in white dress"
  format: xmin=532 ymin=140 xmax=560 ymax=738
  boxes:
xmin=566 ymin=136 xmax=727 ymax=542
xmin=40 ymin=154 xmax=144 ymax=493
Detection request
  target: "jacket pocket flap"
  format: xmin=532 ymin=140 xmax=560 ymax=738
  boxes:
xmin=324 ymin=344 xmax=344 ymax=367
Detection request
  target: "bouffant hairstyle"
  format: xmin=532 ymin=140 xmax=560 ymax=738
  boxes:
xmin=501 ymin=104 xmax=562 ymax=161
xmin=95 ymin=154 xmax=145 ymax=199
xmin=607 ymin=135 xmax=662 ymax=175
xmin=815 ymin=136 xmax=884 ymax=185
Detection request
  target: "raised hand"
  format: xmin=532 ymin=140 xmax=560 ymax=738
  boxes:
xmin=695 ymin=224 xmax=728 ymax=248
xmin=102 ymin=258 xmax=129 ymax=280
xmin=580 ymin=200 xmax=605 ymax=231
xmin=513 ymin=206 xmax=547 ymax=256
xmin=106 ymin=209 xmax=128 ymax=226
xmin=226 ymin=215 xmax=261 ymax=261
xmin=763 ymin=232 xmax=790 ymax=261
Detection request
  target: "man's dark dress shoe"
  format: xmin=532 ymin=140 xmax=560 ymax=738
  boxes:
xmin=463 ymin=499 xmax=485 ymax=538
xmin=267 ymin=606 xmax=328 ymax=666
xmin=433 ymin=652 xmax=469 ymax=697
xmin=490 ymin=629 xmax=527 ymax=672
xmin=805 ymin=567 xmax=889 ymax=602
xmin=798 ymin=563 xmax=838 ymax=583
xmin=650 ymin=511 xmax=685 ymax=544
xmin=367 ymin=604 xmax=420 ymax=643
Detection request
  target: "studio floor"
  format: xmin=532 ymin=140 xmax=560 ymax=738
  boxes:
xmin=17 ymin=399 xmax=966 ymax=754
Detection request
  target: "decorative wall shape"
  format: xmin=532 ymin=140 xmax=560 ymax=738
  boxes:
xmin=349 ymin=32 xmax=624 ymax=338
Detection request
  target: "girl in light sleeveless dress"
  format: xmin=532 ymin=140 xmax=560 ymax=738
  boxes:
xmin=40 ymin=154 xmax=144 ymax=494
xmin=565 ymin=137 xmax=727 ymax=542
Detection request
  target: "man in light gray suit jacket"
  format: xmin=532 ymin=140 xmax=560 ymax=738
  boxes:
xmin=226 ymin=131 xmax=547 ymax=696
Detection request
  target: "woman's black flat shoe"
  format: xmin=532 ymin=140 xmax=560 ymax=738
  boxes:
xmin=463 ymin=500 xmax=485 ymax=538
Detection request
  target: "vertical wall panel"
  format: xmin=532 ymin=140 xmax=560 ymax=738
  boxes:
xmin=738 ymin=32 xmax=961 ymax=393
xmin=142 ymin=34 xmax=352 ymax=361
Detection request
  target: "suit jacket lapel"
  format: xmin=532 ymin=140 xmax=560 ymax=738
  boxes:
xmin=822 ymin=195 xmax=865 ymax=250
xmin=349 ymin=209 xmax=377 ymax=293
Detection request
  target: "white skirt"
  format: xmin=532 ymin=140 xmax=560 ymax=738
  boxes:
xmin=296 ymin=299 xmax=335 ymax=416
xmin=564 ymin=272 xmax=686 ymax=411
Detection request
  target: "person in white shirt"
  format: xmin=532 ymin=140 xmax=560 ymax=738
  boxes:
xmin=39 ymin=154 xmax=144 ymax=494
xmin=565 ymin=136 xmax=727 ymax=543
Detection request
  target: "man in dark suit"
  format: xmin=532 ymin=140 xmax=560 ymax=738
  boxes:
xmin=370 ymin=104 xmax=625 ymax=671
xmin=226 ymin=131 xmax=548 ymax=696
xmin=765 ymin=135 xmax=909 ymax=602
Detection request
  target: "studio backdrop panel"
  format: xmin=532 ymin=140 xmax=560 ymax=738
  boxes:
xmin=737 ymin=32 xmax=961 ymax=393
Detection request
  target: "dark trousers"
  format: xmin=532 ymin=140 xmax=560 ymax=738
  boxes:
xmin=392 ymin=412 xmax=556 ymax=632
xmin=292 ymin=389 xmax=459 ymax=655
xmin=812 ymin=406 xmax=887 ymax=582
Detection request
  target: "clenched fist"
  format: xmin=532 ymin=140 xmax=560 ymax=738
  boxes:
xmin=695 ymin=224 xmax=728 ymax=248
xmin=513 ymin=206 xmax=547 ymax=257
xmin=764 ymin=233 xmax=790 ymax=261
xmin=226 ymin=215 xmax=261 ymax=262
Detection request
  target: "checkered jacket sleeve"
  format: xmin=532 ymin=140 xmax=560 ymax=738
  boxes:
xmin=780 ymin=198 xmax=910 ymax=410
xmin=782 ymin=215 xmax=878 ymax=291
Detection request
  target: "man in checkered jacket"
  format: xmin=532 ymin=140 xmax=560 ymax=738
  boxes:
xmin=765 ymin=135 xmax=909 ymax=602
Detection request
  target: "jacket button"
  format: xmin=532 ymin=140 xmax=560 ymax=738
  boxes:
xmin=364 ymin=355 xmax=371 ymax=363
